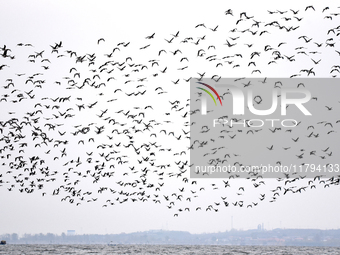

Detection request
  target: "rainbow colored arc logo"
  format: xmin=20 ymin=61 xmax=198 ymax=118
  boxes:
xmin=196 ymin=82 xmax=222 ymax=106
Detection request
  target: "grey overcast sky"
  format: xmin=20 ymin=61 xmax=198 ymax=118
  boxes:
xmin=1 ymin=0 xmax=340 ymax=236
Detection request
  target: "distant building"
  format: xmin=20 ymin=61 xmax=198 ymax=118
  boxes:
xmin=67 ymin=230 xmax=76 ymax=236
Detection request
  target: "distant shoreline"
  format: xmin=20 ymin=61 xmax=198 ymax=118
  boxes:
xmin=2 ymin=228 xmax=340 ymax=246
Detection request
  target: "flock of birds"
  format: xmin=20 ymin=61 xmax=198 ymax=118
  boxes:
xmin=1 ymin=5 xmax=340 ymax=216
